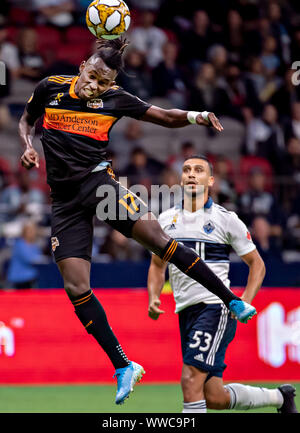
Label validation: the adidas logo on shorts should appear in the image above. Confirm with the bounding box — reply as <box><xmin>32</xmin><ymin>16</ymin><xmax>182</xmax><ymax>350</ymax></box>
<box><xmin>194</xmin><ymin>353</ymin><xmax>204</xmax><ymax>362</ymax></box>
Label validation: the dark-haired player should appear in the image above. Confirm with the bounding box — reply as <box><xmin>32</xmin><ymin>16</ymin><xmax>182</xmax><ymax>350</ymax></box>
<box><xmin>19</xmin><ymin>38</ymin><xmax>256</xmax><ymax>405</ymax></box>
<box><xmin>147</xmin><ymin>155</ymin><xmax>298</xmax><ymax>414</ymax></box>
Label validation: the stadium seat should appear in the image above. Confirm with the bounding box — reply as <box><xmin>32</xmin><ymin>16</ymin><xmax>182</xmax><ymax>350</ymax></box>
<box><xmin>0</xmin><ymin>157</ymin><xmax>12</xmax><ymax>176</ymax></box>
<box><xmin>162</xmin><ymin>28</ymin><xmax>178</xmax><ymax>44</ymax></box>
<box><xmin>56</xmin><ymin>43</ymin><xmax>91</xmax><ymax>65</ymax></box>
<box><xmin>5</xmin><ymin>26</ymin><xmax>18</xmax><ymax>44</ymax></box>
<box><xmin>0</xmin><ymin>158</ymin><xmax>13</xmax><ymax>192</ymax></box>
<box><xmin>235</xmin><ymin>155</ymin><xmax>274</xmax><ymax>193</ymax></box>
<box><xmin>66</xmin><ymin>26</ymin><xmax>95</xmax><ymax>45</ymax></box>
<box><xmin>207</xmin><ymin>153</ymin><xmax>235</xmax><ymax>179</ymax></box>
<box><xmin>8</xmin><ymin>7</ymin><xmax>33</xmax><ymax>26</ymax></box>
<box><xmin>36</xmin><ymin>26</ymin><xmax>62</xmax><ymax>52</ymax></box>
<box><xmin>17</xmin><ymin>159</ymin><xmax>49</xmax><ymax>194</ymax></box>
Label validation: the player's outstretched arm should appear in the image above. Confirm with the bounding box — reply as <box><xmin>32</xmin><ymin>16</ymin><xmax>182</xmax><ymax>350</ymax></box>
<box><xmin>147</xmin><ymin>254</ymin><xmax>168</xmax><ymax>320</ymax></box>
<box><xmin>240</xmin><ymin>249</ymin><xmax>266</xmax><ymax>304</ymax></box>
<box><xmin>19</xmin><ymin>109</ymin><xmax>40</xmax><ymax>169</ymax></box>
<box><xmin>140</xmin><ymin>105</ymin><xmax>224</xmax><ymax>131</ymax></box>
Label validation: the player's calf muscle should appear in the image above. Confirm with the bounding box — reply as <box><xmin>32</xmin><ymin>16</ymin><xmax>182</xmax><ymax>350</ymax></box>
<box><xmin>132</xmin><ymin>217</ymin><xmax>170</xmax><ymax>254</ymax></box>
<box><xmin>58</xmin><ymin>259</ymin><xmax>91</xmax><ymax>298</ymax></box>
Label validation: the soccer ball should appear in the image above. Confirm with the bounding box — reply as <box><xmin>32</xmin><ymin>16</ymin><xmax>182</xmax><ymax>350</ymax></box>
<box><xmin>86</xmin><ymin>0</ymin><xmax>131</xmax><ymax>40</ymax></box>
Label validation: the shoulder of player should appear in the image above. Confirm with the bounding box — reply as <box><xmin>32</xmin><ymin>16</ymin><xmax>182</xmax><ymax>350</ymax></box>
<box><xmin>46</xmin><ymin>75</ymin><xmax>74</xmax><ymax>87</ymax></box>
<box><xmin>105</xmin><ymin>84</ymin><xmax>123</xmax><ymax>95</ymax></box>
<box><xmin>212</xmin><ymin>202</ymin><xmax>232</xmax><ymax>215</ymax></box>
<box><xmin>105</xmin><ymin>86</ymin><xmax>141</xmax><ymax>100</ymax></box>
<box><xmin>211</xmin><ymin>203</ymin><xmax>242</xmax><ymax>227</ymax></box>
<box><xmin>211</xmin><ymin>203</ymin><xmax>234</xmax><ymax>223</ymax></box>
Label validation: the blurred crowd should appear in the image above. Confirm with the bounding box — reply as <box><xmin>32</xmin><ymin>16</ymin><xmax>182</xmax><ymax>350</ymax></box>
<box><xmin>0</xmin><ymin>0</ymin><xmax>300</xmax><ymax>287</ymax></box>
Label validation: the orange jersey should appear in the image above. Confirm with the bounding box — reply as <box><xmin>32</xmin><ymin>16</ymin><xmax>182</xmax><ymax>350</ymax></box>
<box><xmin>26</xmin><ymin>76</ymin><xmax>151</xmax><ymax>191</ymax></box>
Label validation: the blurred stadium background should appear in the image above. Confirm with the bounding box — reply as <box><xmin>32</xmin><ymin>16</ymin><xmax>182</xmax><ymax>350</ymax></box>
<box><xmin>0</xmin><ymin>0</ymin><xmax>300</xmax><ymax>413</ymax></box>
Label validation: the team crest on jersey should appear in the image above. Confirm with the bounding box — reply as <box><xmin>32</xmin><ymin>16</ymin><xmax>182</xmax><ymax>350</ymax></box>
<box><xmin>203</xmin><ymin>220</ymin><xmax>215</xmax><ymax>234</ymax></box>
<box><xmin>87</xmin><ymin>99</ymin><xmax>103</xmax><ymax>109</ymax></box>
<box><xmin>51</xmin><ymin>237</ymin><xmax>60</xmax><ymax>252</ymax></box>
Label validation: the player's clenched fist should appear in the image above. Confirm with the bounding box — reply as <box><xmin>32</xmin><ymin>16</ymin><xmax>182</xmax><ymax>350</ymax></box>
<box><xmin>148</xmin><ymin>299</ymin><xmax>165</xmax><ymax>320</ymax></box>
<box><xmin>21</xmin><ymin>148</ymin><xmax>39</xmax><ymax>169</ymax></box>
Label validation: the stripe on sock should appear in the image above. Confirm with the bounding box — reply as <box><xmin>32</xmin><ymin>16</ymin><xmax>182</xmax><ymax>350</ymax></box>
<box><xmin>224</xmin><ymin>384</ymin><xmax>237</xmax><ymax>409</ymax></box>
<box><xmin>72</xmin><ymin>290</ymin><xmax>93</xmax><ymax>307</ymax></box>
<box><xmin>183</xmin><ymin>400</ymin><xmax>207</xmax><ymax>413</ymax></box>
<box><xmin>84</xmin><ymin>320</ymin><xmax>93</xmax><ymax>329</ymax></box>
<box><xmin>162</xmin><ymin>240</ymin><xmax>175</xmax><ymax>261</ymax></box>
<box><xmin>162</xmin><ymin>240</ymin><xmax>178</xmax><ymax>262</ymax></box>
<box><xmin>165</xmin><ymin>242</ymin><xmax>177</xmax><ymax>261</ymax></box>
<box><xmin>184</xmin><ymin>256</ymin><xmax>200</xmax><ymax>273</ymax></box>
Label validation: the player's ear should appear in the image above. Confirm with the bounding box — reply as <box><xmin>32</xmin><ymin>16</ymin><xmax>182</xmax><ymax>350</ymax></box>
<box><xmin>208</xmin><ymin>176</ymin><xmax>214</xmax><ymax>187</ymax></box>
<box><xmin>79</xmin><ymin>61</ymin><xmax>86</xmax><ymax>75</ymax></box>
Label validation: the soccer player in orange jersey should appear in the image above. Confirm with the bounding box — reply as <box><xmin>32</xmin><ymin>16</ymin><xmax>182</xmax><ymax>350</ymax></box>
<box><xmin>19</xmin><ymin>38</ymin><xmax>256</xmax><ymax>405</ymax></box>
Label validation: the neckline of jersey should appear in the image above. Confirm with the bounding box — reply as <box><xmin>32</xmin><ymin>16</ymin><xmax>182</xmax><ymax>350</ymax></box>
<box><xmin>69</xmin><ymin>76</ymin><xmax>80</xmax><ymax>99</ymax></box>
<box><xmin>179</xmin><ymin>196</ymin><xmax>213</xmax><ymax>214</ymax></box>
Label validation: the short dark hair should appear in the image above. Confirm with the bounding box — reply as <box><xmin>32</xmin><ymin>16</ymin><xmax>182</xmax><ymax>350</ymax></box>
<box><xmin>131</xmin><ymin>146</ymin><xmax>146</xmax><ymax>156</ymax></box>
<box><xmin>91</xmin><ymin>37</ymin><xmax>129</xmax><ymax>72</ymax></box>
<box><xmin>183</xmin><ymin>154</ymin><xmax>214</xmax><ymax>175</ymax></box>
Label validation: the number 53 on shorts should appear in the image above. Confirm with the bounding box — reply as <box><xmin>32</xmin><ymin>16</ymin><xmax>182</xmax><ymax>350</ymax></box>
<box><xmin>189</xmin><ymin>331</ymin><xmax>212</xmax><ymax>351</ymax></box>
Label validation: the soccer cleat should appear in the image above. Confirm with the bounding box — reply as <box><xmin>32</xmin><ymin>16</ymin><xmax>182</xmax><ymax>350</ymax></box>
<box><xmin>277</xmin><ymin>384</ymin><xmax>299</xmax><ymax>413</ymax></box>
<box><xmin>229</xmin><ymin>300</ymin><xmax>257</xmax><ymax>323</ymax></box>
<box><xmin>113</xmin><ymin>361</ymin><xmax>145</xmax><ymax>405</ymax></box>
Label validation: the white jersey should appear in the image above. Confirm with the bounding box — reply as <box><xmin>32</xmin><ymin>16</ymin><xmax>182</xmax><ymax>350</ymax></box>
<box><xmin>158</xmin><ymin>198</ymin><xmax>256</xmax><ymax>313</ymax></box>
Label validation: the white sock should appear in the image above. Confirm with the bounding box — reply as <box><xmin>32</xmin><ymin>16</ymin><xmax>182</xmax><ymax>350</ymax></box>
<box><xmin>182</xmin><ymin>400</ymin><xmax>207</xmax><ymax>413</ymax></box>
<box><xmin>225</xmin><ymin>383</ymin><xmax>284</xmax><ymax>410</ymax></box>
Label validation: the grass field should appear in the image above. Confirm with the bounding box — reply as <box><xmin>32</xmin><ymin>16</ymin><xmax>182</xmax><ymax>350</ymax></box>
<box><xmin>0</xmin><ymin>383</ymin><xmax>299</xmax><ymax>413</ymax></box>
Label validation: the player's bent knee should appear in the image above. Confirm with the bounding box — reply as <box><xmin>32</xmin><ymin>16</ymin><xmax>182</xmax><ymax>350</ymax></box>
<box><xmin>64</xmin><ymin>280</ymin><xmax>90</xmax><ymax>298</ymax></box>
<box><xmin>181</xmin><ymin>366</ymin><xmax>206</xmax><ymax>400</ymax></box>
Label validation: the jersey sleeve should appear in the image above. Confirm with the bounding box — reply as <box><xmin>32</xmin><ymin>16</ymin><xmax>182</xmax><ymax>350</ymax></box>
<box><xmin>226</xmin><ymin>212</ymin><xmax>256</xmax><ymax>257</ymax></box>
<box><xmin>26</xmin><ymin>77</ymin><xmax>49</xmax><ymax>121</ymax></box>
<box><xmin>113</xmin><ymin>89</ymin><xmax>151</xmax><ymax>119</ymax></box>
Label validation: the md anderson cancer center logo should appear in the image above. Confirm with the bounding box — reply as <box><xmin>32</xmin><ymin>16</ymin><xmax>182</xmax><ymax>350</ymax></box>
<box><xmin>43</xmin><ymin>108</ymin><xmax>116</xmax><ymax>140</ymax></box>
